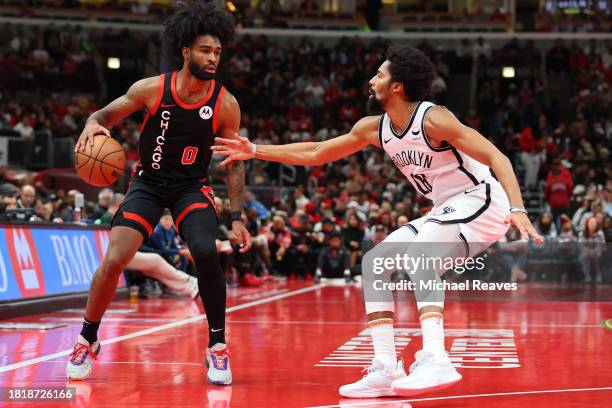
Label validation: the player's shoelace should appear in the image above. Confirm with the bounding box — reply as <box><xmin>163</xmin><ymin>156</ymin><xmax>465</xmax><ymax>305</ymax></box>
<box><xmin>209</xmin><ymin>349</ymin><xmax>230</xmax><ymax>370</ymax></box>
<box><xmin>361</xmin><ymin>364</ymin><xmax>382</xmax><ymax>379</ymax></box>
<box><xmin>409</xmin><ymin>358</ymin><xmax>427</xmax><ymax>373</ymax></box>
<box><xmin>70</xmin><ymin>343</ymin><xmax>97</xmax><ymax>365</ymax></box>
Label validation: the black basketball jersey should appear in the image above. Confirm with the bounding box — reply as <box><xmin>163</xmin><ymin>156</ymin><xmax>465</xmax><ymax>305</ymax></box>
<box><xmin>136</xmin><ymin>71</ymin><xmax>225</xmax><ymax>181</ymax></box>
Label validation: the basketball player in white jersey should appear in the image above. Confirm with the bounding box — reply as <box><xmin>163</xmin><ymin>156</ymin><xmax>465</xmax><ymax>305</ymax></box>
<box><xmin>211</xmin><ymin>45</ymin><xmax>542</xmax><ymax>397</ymax></box>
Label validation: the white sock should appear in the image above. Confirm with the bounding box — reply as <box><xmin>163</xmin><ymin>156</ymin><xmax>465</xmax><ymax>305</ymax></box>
<box><xmin>369</xmin><ymin>319</ymin><xmax>397</xmax><ymax>369</ymax></box>
<box><xmin>420</xmin><ymin>311</ymin><xmax>446</xmax><ymax>360</ymax></box>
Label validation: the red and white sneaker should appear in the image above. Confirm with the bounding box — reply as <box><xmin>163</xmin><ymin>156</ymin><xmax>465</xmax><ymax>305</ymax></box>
<box><xmin>205</xmin><ymin>343</ymin><xmax>232</xmax><ymax>385</ymax></box>
<box><xmin>66</xmin><ymin>335</ymin><xmax>100</xmax><ymax>380</ymax></box>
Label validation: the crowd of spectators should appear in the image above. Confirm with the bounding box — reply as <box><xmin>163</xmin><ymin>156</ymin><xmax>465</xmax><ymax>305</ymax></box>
<box><xmin>1</xmin><ymin>32</ymin><xmax>610</xmax><ymax>286</ymax></box>
<box><xmin>534</xmin><ymin>8</ymin><xmax>611</xmax><ymax>33</ymax></box>
<box><xmin>3</xmin><ymin>1</ymin><xmax>611</xmax><ymax>32</ymax></box>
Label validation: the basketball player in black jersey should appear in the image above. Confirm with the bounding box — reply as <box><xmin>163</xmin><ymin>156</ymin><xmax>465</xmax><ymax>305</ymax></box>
<box><xmin>67</xmin><ymin>2</ymin><xmax>250</xmax><ymax>385</ymax></box>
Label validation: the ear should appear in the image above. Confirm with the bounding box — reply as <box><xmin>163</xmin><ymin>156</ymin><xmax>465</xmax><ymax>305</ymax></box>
<box><xmin>182</xmin><ymin>46</ymin><xmax>190</xmax><ymax>61</ymax></box>
<box><xmin>391</xmin><ymin>82</ymin><xmax>404</xmax><ymax>95</ymax></box>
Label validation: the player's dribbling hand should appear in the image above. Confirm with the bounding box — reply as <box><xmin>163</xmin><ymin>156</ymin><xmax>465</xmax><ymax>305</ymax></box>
<box><xmin>211</xmin><ymin>134</ymin><xmax>254</xmax><ymax>166</ymax></box>
<box><xmin>75</xmin><ymin>122</ymin><xmax>111</xmax><ymax>152</ymax></box>
<box><xmin>232</xmin><ymin>221</ymin><xmax>252</xmax><ymax>253</ymax></box>
<box><xmin>504</xmin><ymin>212</ymin><xmax>543</xmax><ymax>244</ymax></box>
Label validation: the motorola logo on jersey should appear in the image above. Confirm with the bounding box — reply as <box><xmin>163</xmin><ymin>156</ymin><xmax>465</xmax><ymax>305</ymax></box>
<box><xmin>199</xmin><ymin>105</ymin><xmax>213</xmax><ymax>120</ymax></box>
<box><xmin>390</xmin><ymin>149</ymin><xmax>433</xmax><ymax>170</ymax></box>
<box><xmin>153</xmin><ymin>110</ymin><xmax>172</xmax><ymax>170</ymax></box>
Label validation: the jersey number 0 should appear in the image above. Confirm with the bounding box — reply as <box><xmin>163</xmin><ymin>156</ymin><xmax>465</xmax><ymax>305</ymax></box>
<box><xmin>181</xmin><ymin>146</ymin><xmax>198</xmax><ymax>165</ymax></box>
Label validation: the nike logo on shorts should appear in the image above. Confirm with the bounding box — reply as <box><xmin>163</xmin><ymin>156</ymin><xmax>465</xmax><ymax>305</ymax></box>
<box><xmin>464</xmin><ymin>186</ymin><xmax>480</xmax><ymax>194</ymax></box>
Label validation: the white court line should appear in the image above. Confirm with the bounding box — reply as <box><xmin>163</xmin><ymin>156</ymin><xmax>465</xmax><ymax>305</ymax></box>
<box><xmin>41</xmin><ymin>361</ymin><xmax>203</xmax><ymax>366</ymax></box>
<box><xmin>307</xmin><ymin>386</ymin><xmax>612</xmax><ymax>408</ymax></box>
<box><xmin>42</xmin><ymin>317</ymin><xmax>178</xmax><ymax>323</ymax></box>
<box><xmin>238</xmin><ymin>320</ymin><xmax>606</xmax><ymax>328</ymax></box>
<box><xmin>0</xmin><ymin>284</ymin><xmax>322</xmax><ymax>374</ymax></box>
<box><xmin>224</xmin><ymin>320</ymin><xmax>605</xmax><ymax>328</ymax></box>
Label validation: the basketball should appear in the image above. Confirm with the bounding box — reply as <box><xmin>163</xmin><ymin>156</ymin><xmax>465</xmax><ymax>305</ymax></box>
<box><xmin>75</xmin><ymin>134</ymin><xmax>126</xmax><ymax>186</ymax></box>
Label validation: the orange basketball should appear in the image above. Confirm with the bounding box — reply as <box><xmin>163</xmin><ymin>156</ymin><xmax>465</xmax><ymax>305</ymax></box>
<box><xmin>75</xmin><ymin>134</ymin><xmax>126</xmax><ymax>186</ymax></box>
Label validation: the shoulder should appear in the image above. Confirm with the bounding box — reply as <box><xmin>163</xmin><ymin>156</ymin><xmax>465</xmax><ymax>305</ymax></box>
<box><xmin>351</xmin><ymin>115</ymin><xmax>382</xmax><ymax>138</ymax></box>
<box><xmin>423</xmin><ymin>105</ymin><xmax>456</xmax><ymax>128</ymax></box>
<box><xmin>127</xmin><ymin>75</ymin><xmax>162</xmax><ymax>99</ymax></box>
<box><xmin>423</xmin><ymin>105</ymin><xmax>464</xmax><ymax>139</ymax></box>
<box><xmin>218</xmin><ymin>88</ymin><xmax>239</xmax><ymax>113</ymax></box>
<box><xmin>126</xmin><ymin>75</ymin><xmax>164</xmax><ymax>111</ymax></box>
<box><xmin>216</xmin><ymin>88</ymin><xmax>240</xmax><ymax>130</ymax></box>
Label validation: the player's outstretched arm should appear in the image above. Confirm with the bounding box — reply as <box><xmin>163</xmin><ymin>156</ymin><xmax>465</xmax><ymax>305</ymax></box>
<box><xmin>425</xmin><ymin>106</ymin><xmax>543</xmax><ymax>243</ymax></box>
<box><xmin>211</xmin><ymin>115</ymin><xmax>380</xmax><ymax>166</ymax></box>
<box><xmin>75</xmin><ymin>76</ymin><xmax>159</xmax><ymax>152</ymax></box>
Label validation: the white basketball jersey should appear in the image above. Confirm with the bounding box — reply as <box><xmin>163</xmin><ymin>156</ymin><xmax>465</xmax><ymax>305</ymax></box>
<box><xmin>379</xmin><ymin>101</ymin><xmax>492</xmax><ymax>204</ymax></box>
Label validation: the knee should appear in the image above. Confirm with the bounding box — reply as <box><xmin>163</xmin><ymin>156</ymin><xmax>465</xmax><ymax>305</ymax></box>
<box><xmin>101</xmin><ymin>255</ymin><xmax>129</xmax><ymax>277</ymax></box>
<box><xmin>190</xmin><ymin>240</ymin><xmax>218</xmax><ymax>264</ymax></box>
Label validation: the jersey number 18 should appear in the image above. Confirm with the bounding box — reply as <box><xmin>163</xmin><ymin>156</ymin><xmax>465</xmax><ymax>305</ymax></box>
<box><xmin>410</xmin><ymin>173</ymin><xmax>433</xmax><ymax>195</ymax></box>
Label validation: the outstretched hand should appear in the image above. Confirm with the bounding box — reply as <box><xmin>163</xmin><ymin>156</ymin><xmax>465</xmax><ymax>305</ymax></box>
<box><xmin>504</xmin><ymin>212</ymin><xmax>543</xmax><ymax>243</ymax></box>
<box><xmin>211</xmin><ymin>134</ymin><xmax>255</xmax><ymax>166</ymax></box>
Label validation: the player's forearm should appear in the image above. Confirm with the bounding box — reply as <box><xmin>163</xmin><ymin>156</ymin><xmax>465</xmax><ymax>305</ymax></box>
<box><xmin>86</xmin><ymin>110</ymin><xmax>114</xmax><ymax>129</ymax></box>
<box><xmin>490</xmin><ymin>154</ymin><xmax>525</xmax><ymax>208</ymax></box>
<box><xmin>255</xmin><ymin>142</ymin><xmax>320</xmax><ymax>166</ymax></box>
<box><xmin>226</xmin><ymin>160</ymin><xmax>245</xmax><ymax>213</ymax></box>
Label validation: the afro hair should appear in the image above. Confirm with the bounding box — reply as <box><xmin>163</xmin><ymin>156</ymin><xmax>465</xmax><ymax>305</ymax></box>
<box><xmin>162</xmin><ymin>0</ymin><xmax>236</xmax><ymax>68</ymax></box>
<box><xmin>386</xmin><ymin>45</ymin><xmax>435</xmax><ymax>102</ymax></box>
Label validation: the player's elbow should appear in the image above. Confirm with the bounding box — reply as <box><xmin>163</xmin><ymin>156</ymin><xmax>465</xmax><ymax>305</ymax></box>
<box><xmin>490</xmin><ymin>151</ymin><xmax>512</xmax><ymax>170</ymax></box>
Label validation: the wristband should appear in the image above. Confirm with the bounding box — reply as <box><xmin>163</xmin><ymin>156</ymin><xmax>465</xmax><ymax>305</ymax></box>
<box><xmin>231</xmin><ymin>211</ymin><xmax>243</xmax><ymax>222</ymax></box>
<box><xmin>251</xmin><ymin>143</ymin><xmax>257</xmax><ymax>156</ymax></box>
<box><xmin>509</xmin><ymin>207</ymin><xmax>528</xmax><ymax>215</ymax></box>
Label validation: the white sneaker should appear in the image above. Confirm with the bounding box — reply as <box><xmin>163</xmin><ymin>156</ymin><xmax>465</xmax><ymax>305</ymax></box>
<box><xmin>391</xmin><ymin>350</ymin><xmax>461</xmax><ymax>396</ymax></box>
<box><xmin>205</xmin><ymin>343</ymin><xmax>232</xmax><ymax>385</ymax></box>
<box><xmin>66</xmin><ymin>335</ymin><xmax>101</xmax><ymax>380</ymax></box>
<box><xmin>185</xmin><ymin>276</ymin><xmax>199</xmax><ymax>299</ymax></box>
<box><xmin>339</xmin><ymin>358</ymin><xmax>406</xmax><ymax>398</ymax></box>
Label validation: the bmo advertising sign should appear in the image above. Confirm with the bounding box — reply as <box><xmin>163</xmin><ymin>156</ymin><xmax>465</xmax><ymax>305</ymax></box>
<box><xmin>0</xmin><ymin>226</ymin><xmax>123</xmax><ymax>302</ymax></box>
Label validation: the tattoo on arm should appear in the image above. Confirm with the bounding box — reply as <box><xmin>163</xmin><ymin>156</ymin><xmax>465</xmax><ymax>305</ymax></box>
<box><xmin>226</xmin><ymin>160</ymin><xmax>245</xmax><ymax>213</ymax></box>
